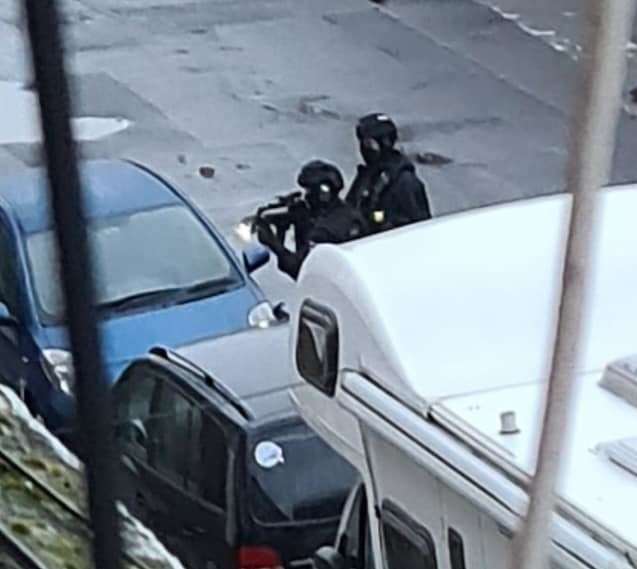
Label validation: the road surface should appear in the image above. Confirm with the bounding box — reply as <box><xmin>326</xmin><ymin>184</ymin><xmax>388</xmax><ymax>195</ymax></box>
<box><xmin>1</xmin><ymin>0</ymin><xmax>636</xmax><ymax>301</ymax></box>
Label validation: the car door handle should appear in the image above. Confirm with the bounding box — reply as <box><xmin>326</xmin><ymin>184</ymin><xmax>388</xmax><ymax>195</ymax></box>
<box><xmin>182</xmin><ymin>526</ymin><xmax>207</xmax><ymax>537</ymax></box>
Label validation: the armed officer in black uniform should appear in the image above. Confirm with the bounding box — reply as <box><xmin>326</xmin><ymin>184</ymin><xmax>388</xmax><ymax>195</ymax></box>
<box><xmin>257</xmin><ymin>160</ymin><xmax>364</xmax><ymax>280</ymax></box>
<box><xmin>347</xmin><ymin>113</ymin><xmax>432</xmax><ymax>233</ymax></box>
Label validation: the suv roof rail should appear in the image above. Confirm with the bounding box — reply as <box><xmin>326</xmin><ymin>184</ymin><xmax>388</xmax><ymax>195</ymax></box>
<box><xmin>149</xmin><ymin>346</ymin><xmax>253</xmax><ymax>421</ymax></box>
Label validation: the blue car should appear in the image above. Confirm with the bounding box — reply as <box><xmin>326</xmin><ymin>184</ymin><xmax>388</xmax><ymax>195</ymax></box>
<box><xmin>0</xmin><ymin>159</ymin><xmax>272</xmax><ymax>433</ymax></box>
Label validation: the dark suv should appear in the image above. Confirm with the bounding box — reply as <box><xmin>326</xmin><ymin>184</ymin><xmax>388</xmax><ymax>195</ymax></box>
<box><xmin>113</xmin><ymin>322</ymin><xmax>356</xmax><ymax>569</ymax></box>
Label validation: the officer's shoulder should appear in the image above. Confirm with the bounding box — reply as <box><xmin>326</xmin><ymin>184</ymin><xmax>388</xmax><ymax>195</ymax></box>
<box><xmin>384</xmin><ymin>152</ymin><xmax>414</xmax><ymax>172</ymax></box>
<box><xmin>397</xmin><ymin>152</ymin><xmax>416</xmax><ymax>170</ymax></box>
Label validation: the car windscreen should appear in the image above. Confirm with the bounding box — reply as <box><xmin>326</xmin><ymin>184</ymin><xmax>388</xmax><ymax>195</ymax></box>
<box><xmin>26</xmin><ymin>205</ymin><xmax>241</xmax><ymax>323</ymax></box>
<box><xmin>248</xmin><ymin>419</ymin><xmax>357</xmax><ymax>526</ymax></box>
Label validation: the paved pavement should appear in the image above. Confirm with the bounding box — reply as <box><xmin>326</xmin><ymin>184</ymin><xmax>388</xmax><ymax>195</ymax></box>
<box><xmin>1</xmin><ymin>0</ymin><xmax>637</xmax><ymax>302</ymax></box>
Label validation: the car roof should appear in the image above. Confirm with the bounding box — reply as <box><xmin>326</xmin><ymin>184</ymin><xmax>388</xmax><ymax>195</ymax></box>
<box><xmin>0</xmin><ymin>160</ymin><xmax>182</xmax><ymax>234</ymax></box>
<box><xmin>175</xmin><ymin>323</ymin><xmax>296</xmax><ymax>422</ymax></box>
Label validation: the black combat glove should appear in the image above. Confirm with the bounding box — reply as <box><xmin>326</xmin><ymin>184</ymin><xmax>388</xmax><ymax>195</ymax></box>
<box><xmin>255</xmin><ymin>220</ymin><xmax>281</xmax><ymax>251</ymax></box>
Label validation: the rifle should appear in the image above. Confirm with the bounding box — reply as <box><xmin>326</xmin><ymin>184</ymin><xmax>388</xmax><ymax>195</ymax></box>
<box><xmin>253</xmin><ymin>191</ymin><xmax>311</xmax><ymax>250</ymax></box>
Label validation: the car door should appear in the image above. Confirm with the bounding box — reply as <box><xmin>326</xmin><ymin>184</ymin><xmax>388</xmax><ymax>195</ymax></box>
<box><xmin>0</xmin><ymin>220</ymin><xmax>29</xmax><ymax>398</ymax></box>
<box><xmin>113</xmin><ymin>363</ymin><xmax>160</xmax><ymax>525</ymax></box>
<box><xmin>176</xmin><ymin>403</ymin><xmax>238</xmax><ymax>569</ymax></box>
<box><xmin>115</xmin><ymin>362</ymin><xmax>238</xmax><ymax>569</ymax></box>
<box><xmin>146</xmin><ymin>380</ymin><xmax>235</xmax><ymax>569</ymax></box>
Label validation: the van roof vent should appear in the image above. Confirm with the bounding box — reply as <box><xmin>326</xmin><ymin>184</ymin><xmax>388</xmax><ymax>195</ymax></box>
<box><xmin>597</xmin><ymin>437</ymin><xmax>637</xmax><ymax>478</ymax></box>
<box><xmin>599</xmin><ymin>355</ymin><xmax>637</xmax><ymax>408</ymax></box>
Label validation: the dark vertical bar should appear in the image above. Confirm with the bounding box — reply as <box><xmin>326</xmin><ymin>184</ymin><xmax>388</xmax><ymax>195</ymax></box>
<box><xmin>21</xmin><ymin>3</ymin><xmax>122</xmax><ymax>569</ymax></box>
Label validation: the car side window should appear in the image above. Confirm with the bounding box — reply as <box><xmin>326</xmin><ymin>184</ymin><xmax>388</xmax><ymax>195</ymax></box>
<box><xmin>381</xmin><ymin>501</ymin><xmax>437</xmax><ymax>569</ymax></box>
<box><xmin>148</xmin><ymin>380</ymin><xmax>228</xmax><ymax>511</ymax></box>
<box><xmin>114</xmin><ymin>368</ymin><xmax>158</xmax><ymax>462</ymax></box>
<box><xmin>0</xmin><ymin>224</ymin><xmax>19</xmax><ymax>315</ymax></box>
<box><xmin>189</xmin><ymin>410</ymin><xmax>228</xmax><ymax>510</ymax></box>
<box><xmin>152</xmin><ymin>382</ymin><xmax>195</xmax><ymax>486</ymax></box>
<box><xmin>339</xmin><ymin>484</ymin><xmax>372</xmax><ymax>569</ymax></box>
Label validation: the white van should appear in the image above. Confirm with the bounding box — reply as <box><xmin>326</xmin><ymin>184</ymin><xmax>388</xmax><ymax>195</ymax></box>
<box><xmin>288</xmin><ymin>187</ymin><xmax>637</xmax><ymax>569</ymax></box>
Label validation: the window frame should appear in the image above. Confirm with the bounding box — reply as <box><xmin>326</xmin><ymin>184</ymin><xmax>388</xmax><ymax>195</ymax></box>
<box><xmin>380</xmin><ymin>500</ymin><xmax>438</xmax><ymax>569</ymax></box>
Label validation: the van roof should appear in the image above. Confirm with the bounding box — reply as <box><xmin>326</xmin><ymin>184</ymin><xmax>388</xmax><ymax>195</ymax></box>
<box><xmin>297</xmin><ymin>185</ymin><xmax>637</xmax><ymax>556</ymax></box>
<box><xmin>432</xmin><ymin>366</ymin><xmax>637</xmax><ymax>555</ymax></box>
<box><xmin>300</xmin><ymin>185</ymin><xmax>637</xmax><ymax>407</ymax></box>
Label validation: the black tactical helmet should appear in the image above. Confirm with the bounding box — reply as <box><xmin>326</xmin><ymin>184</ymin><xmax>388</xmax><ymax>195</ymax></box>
<box><xmin>297</xmin><ymin>160</ymin><xmax>344</xmax><ymax>194</ymax></box>
<box><xmin>355</xmin><ymin>113</ymin><xmax>398</xmax><ymax>147</ymax></box>
<box><xmin>297</xmin><ymin>160</ymin><xmax>344</xmax><ymax>211</ymax></box>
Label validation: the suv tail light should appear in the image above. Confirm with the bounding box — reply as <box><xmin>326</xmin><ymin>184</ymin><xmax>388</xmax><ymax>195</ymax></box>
<box><xmin>237</xmin><ymin>545</ymin><xmax>283</xmax><ymax>569</ymax></box>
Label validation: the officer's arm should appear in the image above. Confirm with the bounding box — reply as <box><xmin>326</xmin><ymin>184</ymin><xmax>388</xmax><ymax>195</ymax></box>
<box><xmin>262</xmin><ymin>232</ymin><xmax>305</xmax><ymax>280</ymax></box>
<box><xmin>275</xmin><ymin>249</ymin><xmax>304</xmax><ymax>280</ymax></box>
<box><xmin>278</xmin><ymin>226</ymin><xmax>332</xmax><ymax>279</ymax></box>
<box><xmin>271</xmin><ymin>234</ymin><xmax>309</xmax><ymax>280</ymax></box>
<box><xmin>307</xmin><ymin>226</ymin><xmax>332</xmax><ymax>243</ymax></box>
<box><xmin>345</xmin><ymin>166</ymin><xmax>366</xmax><ymax>207</ymax></box>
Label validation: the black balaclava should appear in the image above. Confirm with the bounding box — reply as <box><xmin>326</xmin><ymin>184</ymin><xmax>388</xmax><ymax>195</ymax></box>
<box><xmin>360</xmin><ymin>137</ymin><xmax>383</xmax><ymax>165</ymax></box>
<box><xmin>356</xmin><ymin>113</ymin><xmax>398</xmax><ymax>165</ymax></box>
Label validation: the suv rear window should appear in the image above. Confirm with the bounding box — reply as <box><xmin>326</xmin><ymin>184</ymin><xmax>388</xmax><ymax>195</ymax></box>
<box><xmin>247</xmin><ymin>419</ymin><xmax>356</xmax><ymax>525</ymax></box>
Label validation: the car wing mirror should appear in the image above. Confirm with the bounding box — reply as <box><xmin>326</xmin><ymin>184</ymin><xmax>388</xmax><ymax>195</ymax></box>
<box><xmin>0</xmin><ymin>302</ymin><xmax>17</xmax><ymax>327</ymax></box>
<box><xmin>273</xmin><ymin>301</ymin><xmax>289</xmax><ymax>322</ymax></box>
<box><xmin>243</xmin><ymin>243</ymin><xmax>270</xmax><ymax>273</ymax></box>
<box><xmin>313</xmin><ymin>546</ymin><xmax>346</xmax><ymax>569</ymax></box>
